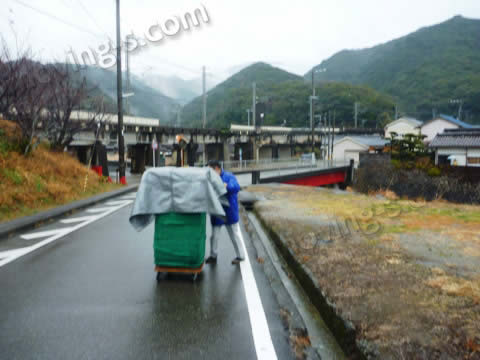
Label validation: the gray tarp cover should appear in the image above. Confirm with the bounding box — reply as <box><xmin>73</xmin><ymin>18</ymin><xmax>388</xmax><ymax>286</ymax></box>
<box><xmin>129</xmin><ymin>167</ymin><xmax>227</xmax><ymax>232</ymax></box>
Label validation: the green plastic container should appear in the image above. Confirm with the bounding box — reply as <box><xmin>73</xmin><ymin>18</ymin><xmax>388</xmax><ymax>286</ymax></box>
<box><xmin>154</xmin><ymin>212</ymin><xmax>206</xmax><ymax>269</ymax></box>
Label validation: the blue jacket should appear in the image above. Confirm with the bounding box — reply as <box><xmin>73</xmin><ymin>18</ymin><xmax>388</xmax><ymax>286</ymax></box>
<box><xmin>211</xmin><ymin>170</ymin><xmax>240</xmax><ymax>226</ymax></box>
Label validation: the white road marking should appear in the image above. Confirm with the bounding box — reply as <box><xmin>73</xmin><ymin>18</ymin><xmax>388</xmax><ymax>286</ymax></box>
<box><xmin>119</xmin><ymin>193</ymin><xmax>137</xmax><ymax>200</ymax></box>
<box><xmin>105</xmin><ymin>200</ymin><xmax>131</xmax><ymax>206</ymax></box>
<box><xmin>0</xmin><ymin>199</ymin><xmax>133</xmax><ymax>268</ymax></box>
<box><xmin>238</xmin><ymin>228</ymin><xmax>278</xmax><ymax>360</ymax></box>
<box><xmin>0</xmin><ymin>247</ymin><xmax>31</xmax><ymax>260</ymax></box>
<box><xmin>60</xmin><ymin>216</ymin><xmax>97</xmax><ymax>224</ymax></box>
<box><xmin>86</xmin><ymin>207</ymin><xmax>114</xmax><ymax>213</ymax></box>
<box><xmin>21</xmin><ymin>228</ymin><xmax>71</xmax><ymax>240</ymax></box>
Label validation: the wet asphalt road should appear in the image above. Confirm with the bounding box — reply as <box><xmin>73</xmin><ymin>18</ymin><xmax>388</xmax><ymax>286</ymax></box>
<box><xmin>0</xmin><ymin>194</ymin><xmax>293</xmax><ymax>360</ymax></box>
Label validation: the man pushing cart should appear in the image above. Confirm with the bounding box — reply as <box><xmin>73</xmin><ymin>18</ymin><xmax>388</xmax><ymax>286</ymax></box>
<box><xmin>129</xmin><ymin>166</ymin><xmax>228</xmax><ymax>281</ymax></box>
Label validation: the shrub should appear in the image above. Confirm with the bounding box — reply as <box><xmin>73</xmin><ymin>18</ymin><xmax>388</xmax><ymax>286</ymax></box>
<box><xmin>427</xmin><ymin>167</ymin><xmax>441</xmax><ymax>177</ymax></box>
<box><xmin>415</xmin><ymin>157</ymin><xmax>432</xmax><ymax>170</ymax></box>
<box><xmin>391</xmin><ymin>159</ymin><xmax>402</xmax><ymax>169</ymax></box>
<box><xmin>354</xmin><ymin>163</ymin><xmax>480</xmax><ymax>205</ymax></box>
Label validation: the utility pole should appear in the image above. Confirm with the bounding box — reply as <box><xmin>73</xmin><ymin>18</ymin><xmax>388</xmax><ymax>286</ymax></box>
<box><xmin>202</xmin><ymin>66</ymin><xmax>206</xmax><ymax>128</ymax></box>
<box><xmin>311</xmin><ymin>70</ymin><xmax>315</xmax><ymax>153</ymax></box>
<box><xmin>329</xmin><ymin>111</ymin><xmax>332</xmax><ymax>160</ymax></box>
<box><xmin>312</xmin><ymin>70</ymin><xmax>316</xmax><ymax>97</ymax></box>
<box><xmin>394</xmin><ymin>105</ymin><xmax>398</xmax><ymax>120</ymax></box>
<box><xmin>252</xmin><ymin>82</ymin><xmax>256</xmax><ymax>127</ymax></box>
<box><xmin>202</xmin><ymin>66</ymin><xmax>206</xmax><ymax>165</ymax></box>
<box><xmin>354</xmin><ymin>102</ymin><xmax>359</xmax><ymax>128</ymax></box>
<box><xmin>246</xmin><ymin>109</ymin><xmax>250</xmax><ymax>126</ymax></box>
<box><xmin>324</xmin><ymin>112</ymin><xmax>328</xmax><ymax>159</ymax></box>
<box><xmin>326</xmin><ymin>112</ymin><xmax>329</xmax><ymax>160</ymax></box>
<box><xmin>125</xmin><ymin>38</ymin><xmax>130</xmax><ymax>115</ymax></box>
<box><xmin>458</xmin><ymin>101</ymin><xmax>463</xmax><ymax>121</ymax></box>
<box><xmin>115</xmin><ymin>0</ymin><xmax>126</xmax><ymax>184</ymax></box>
<box><xmin>177</xmin><ymin>105</ymin><xmax>182</xmax><ymax>126</ymax></box>
<box><xmin>310</xmin><ymin>71</ymin><xmax>319</xmax><ymax>154</ymax></box>
<box><xmin>332</xmin><ymin>109</ymin><xmax>336</xmax><ymax>160</ymax></box>
<box><xmin>449</xmin><ymin>99</ymin><xmax>464</xmax><ymax>121</ymax></box>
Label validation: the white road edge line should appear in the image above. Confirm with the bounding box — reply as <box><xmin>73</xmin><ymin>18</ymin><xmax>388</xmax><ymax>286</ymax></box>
<box><xmin>105</xmin><ymin>201</ymin><xmax>131</xmax><ymax>206</ymax></box>
<box><xmin>0</xmin><ymin>200</ymin><xmax>133</xmax><ymax>268</ymax></box>
<box><xmin>238</xmin><ymin>228</ymin><xmax>278</xmax><ymax>360</ymax></box>
<box><xmin>86</xmin><ymin>207</ymin><xmax>114</xmax><ymax>213</ymax></box>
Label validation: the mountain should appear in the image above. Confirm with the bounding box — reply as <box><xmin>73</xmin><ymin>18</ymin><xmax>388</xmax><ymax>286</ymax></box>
<box><xmin>69</xmin><ymin>65</ymin><xmax>179</xmax><ymax>123</ymax></box>
<box><xmin>306</xmin><ymin>16</ymin><xmax>480</xmax><ymax>124</ymax></box>
<box><xmin>137</xmin><ymin>64</ymin><xmax>253</xmax><ymax>105</ymax></box>
<box><xmin>182</xmin><ymin>62</ymin><xmax>395</xmax><ymax>129</ymax></box>
<box><xmin>181</xmin><ymin>62</ymin><xmax>302</xmax><ymax>128</ymax></box>
<box><xmin>140</xmin><ymin>74</ymin><xmax>201</xmax><ymax>105</ymax></box>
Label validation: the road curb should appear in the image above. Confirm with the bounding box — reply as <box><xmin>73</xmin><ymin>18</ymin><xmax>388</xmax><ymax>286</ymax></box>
<box><xmin>0</xmin><ymin>184</ymin><xmax>138</xmax><ymax>240</ymax></box>
<box><xmin>245</xmin><ymin>211</ymin><xmax>345</xmax><ymax>360</ymax></box>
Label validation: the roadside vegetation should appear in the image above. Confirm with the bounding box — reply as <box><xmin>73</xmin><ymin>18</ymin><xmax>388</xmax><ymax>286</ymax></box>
<box><xmin>355</xmin><ymin>134</ymin><xmax>480</xmax><ymax>204</ymax></box>
<box><xmin>0</xmin><ymin>119</ymin><xmax>120</xmax><ymax>222</ymax></box>
<box><xmin>0</xmin><ymin>41</ymin><xmax>122</xmax><ymax>223</ymax></box>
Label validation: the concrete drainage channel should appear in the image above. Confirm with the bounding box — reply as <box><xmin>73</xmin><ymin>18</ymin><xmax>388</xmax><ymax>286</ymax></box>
<box><xmin>244</xmin><ymin>210</ymin><xmax>346</xmax><ymax>360</ymax></box>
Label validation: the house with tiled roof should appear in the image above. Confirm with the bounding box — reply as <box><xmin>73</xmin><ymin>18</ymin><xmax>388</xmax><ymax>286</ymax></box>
<box><xmin>429</xmin><ymin>128</ymin><xmax>480</xmax><ymax>167</ymax></box>
<box><xmin>333</xmin><ymin>135</ymin><xmax>389</xmax><ymax>166</ymax></box>
<box><xmin>421</xmin><ymin>114</ymin><xmax>480</xmax><ymax>143</ymax></box>
<box><xmin>384</xmin><ymin>117</ymin><xmax>422</xmax><ymax>139</ymax></box>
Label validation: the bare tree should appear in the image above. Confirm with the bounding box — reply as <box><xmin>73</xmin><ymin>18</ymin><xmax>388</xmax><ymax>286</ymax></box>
<box><xmin>0</xmin><ymin>40</ymin><xmax>32</xmax><ymax>118</ymax></box>
<box><xmin>0</xmin><ymin>39</ymin><xmax>52</xmax><ymax>154</ymax></box>
<box><xmin>1</xmin><ymin>40</ymin><xmax>108</xmax><ymax>153</ymax></box>
<box><xmin>44</xmin><ymin>64</ymin><xmax>108</xmax><ymax>150</ymax></box>
<box><xmin>44</xmin><ymin>64</ymin><xmax>86</xmax><ymax>150</ymax></box>
<box><xmin>10</xmin><ymin>60</ymin><xmax>51</xmax><ymax>154</ymax></box>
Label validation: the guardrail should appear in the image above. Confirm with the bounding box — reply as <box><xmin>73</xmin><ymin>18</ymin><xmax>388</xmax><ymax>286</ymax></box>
<box><xmin>195</xmin><ymin>158</ymin><xmax>350</xmax><ymax>172</ymax></box>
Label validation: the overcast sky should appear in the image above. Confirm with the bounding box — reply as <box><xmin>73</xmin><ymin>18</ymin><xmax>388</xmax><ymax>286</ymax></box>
<box><xmin>2</xmin><ymin>0</ymin><xmax>480</xmax><ymax>82</ymax></box>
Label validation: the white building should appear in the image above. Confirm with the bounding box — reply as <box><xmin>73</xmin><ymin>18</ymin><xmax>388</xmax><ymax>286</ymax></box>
<box><xmin>421</xmin><ymin>114</ymin><xmax>479</xmax><ymax>143</ymax></box>
<box><xmin>430</xmin><ymin>129</ymin><xmax>480</xmax><ymax>167</ymax></box>
<box><xmin>333</xmin><ymin>136</ymin><xmax>388</xmax><ymax>166</ymax></box>
<box><xmin>384</xmin><ymin>117</ymin><xmax>422</xmax><ymax>139</ymax></box>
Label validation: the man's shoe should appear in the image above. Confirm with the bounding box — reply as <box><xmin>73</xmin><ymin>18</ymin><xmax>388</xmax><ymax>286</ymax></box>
<box><xmin>205</xmin><ymin>256</ymin><xmax>217</xmax><ymax>264</ymax></box>
<box><xmin>231</xmin><ymin>257</ymin><xmax>244</xmax><ymax>265</ymax></box>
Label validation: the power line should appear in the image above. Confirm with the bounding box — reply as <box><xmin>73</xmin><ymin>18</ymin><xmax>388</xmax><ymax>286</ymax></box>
<box><xmin>75</xmin><ymin>0</ymin><xmax>111</xmax><ymax>40</ymax></box>
<box><xmin>13</xmin><ymin>0</ymin><xmax>106</xmax><ymax>40</ymax></box>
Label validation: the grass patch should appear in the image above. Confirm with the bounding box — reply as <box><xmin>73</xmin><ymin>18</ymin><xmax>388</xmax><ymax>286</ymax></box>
<box><xmin>383</xmin><ymin>224</ymin><xmax>407</xmax><ymax>234</ymax></box>
<box><xmin>1</xmin><ymin>168</ymin><xmax>23</xmax><ymax>185</ymax></box>
<box><xmin>35</xmin><ymin>176</ymin><xmax>45</xmax><ymax>192</ymax></box>
<box><xmin>423</xmin><ymin>206</ymin><xmax>480</xmax><ymax>223</ymax></box>
<box><xmin>0</xmin><ymin>119</ymin><xmax>121</xmax><ymax>222</ymax></box>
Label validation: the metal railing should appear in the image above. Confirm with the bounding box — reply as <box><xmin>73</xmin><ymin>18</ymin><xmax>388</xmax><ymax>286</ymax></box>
<box><xmin>195</xmin><ymin>158</ymin><xmax>350</xmax><ymax>172</ymax></box>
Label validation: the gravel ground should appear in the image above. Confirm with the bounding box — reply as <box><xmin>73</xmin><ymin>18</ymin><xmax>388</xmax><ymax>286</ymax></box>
<box><xmin>249</xmin><ymin>184</ymin><xmax>480</xmax><ymax>359</ymax></box>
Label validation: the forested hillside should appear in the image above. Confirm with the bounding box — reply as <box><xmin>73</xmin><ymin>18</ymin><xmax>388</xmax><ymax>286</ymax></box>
<box><xmin>306</xmin><ymin>16</ymin><xmax>480</xmax><ymax>123</ymax></box>
<box><xmin>182</xmin><ymin>62</ymin><xmax>395</xmax><ymax>128</ymax></box>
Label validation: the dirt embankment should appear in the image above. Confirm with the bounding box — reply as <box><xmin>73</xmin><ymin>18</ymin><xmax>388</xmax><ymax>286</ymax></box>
<box><xmin>249</xmin><ymin>184</ymin><xmax>480</xmax><ymax>359</ymax></box>
<box><xmin>0</xmin><ymin>119</ymin><xmax>121</xmax><ymax>222</ymax></box>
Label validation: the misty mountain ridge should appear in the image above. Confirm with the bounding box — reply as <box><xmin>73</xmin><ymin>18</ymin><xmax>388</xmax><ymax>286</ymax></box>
<box><xmin>138</xmin><ymin>63</ymin><xmax>256</xmax><ymax>105</ymax></box>
<box><xmin>67</xmin><ymin>65</ymin><xmax>178</xmax><ymax>123</ymax></box>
